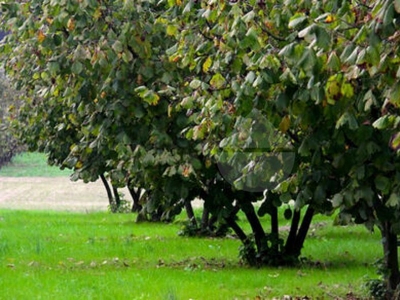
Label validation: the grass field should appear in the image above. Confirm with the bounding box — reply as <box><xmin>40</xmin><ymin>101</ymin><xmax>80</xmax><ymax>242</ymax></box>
<box><xmin>0</xmin><ymin>153</ymin><xmax>382</xmax><ymax>299</ymax></box>
<box><xmin>0</xmin><ymin>210</ymin><xmax>381</xmax><ymax>299</ymax></box>
<box><xmin>0</xmin><ymin>152</ymin><xmax>70</xmax><ymax>177</ymax></box>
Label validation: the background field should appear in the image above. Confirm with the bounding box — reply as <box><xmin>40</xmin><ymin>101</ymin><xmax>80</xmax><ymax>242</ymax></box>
<box><xmin>0</xmin><ymin>153</ymin><xmax>381</xmax><ymax>299</ymax></box>
<box><xmin>0</xmin><ymin>152</ymin><xmax>129</xmax><ymax>212</ymax></box>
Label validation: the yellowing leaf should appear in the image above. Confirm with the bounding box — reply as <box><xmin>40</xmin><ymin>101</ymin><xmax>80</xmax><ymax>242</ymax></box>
<box><xmin>135</xmin><ymin>86</ymin><xmax>160</xmax><ymax>106</ymax></box>
<box><xmin>168</xmin><ymin>104</ymin><xmax>172</xmax><ymax>117</ymax></box>
<box><xmin>279</xmin><ymin>115</ymin><xmax>291</xmax><ymax>133</ymax></box>
<box><xmin>37</xmin><ymin>30</ymin><xmax>46</xmax><ymax>43</ymax></box>
<box><xmin>182</xmin><ymin>165</ymin><xmax>191</xmax><ymax>177</ymax></box>
<box><xmin>210</xmin><ymin>73</ymin><xmax>226</xmax><ymax>89</ymax></box>
<box><xmin>67</xmin><ymin>18</ymin><xmax>75</xmax><ymax>31</ymax></box>
<box><xmin>325</xmin><ymin>14</ymin><xmax>335</xmax><ymax>23</ymax></box>
<box><xmin>325</xmin><ymin>75</ymin><xmax>341</xmax><ymax>104</ymax></box>
<box><xmin>341</xmin><ymin>82</ymin><xmax>354</xmax><ymax>98</ymax></box>
<box><xmin>145</xmin><ymin>91</ymin><xmax>160</xmax><ymax>105</ymax></box>
<box><xmin>202</xmin><ymin>56</ymin><xmax>212</xmax><ymax>73</ymax></box>
<box><xmin>166</xmin><ymin>24</ymin><xmax>178</xmax><ymax>36</ymax></box>
<box><xmin>169</xmin><ymin>55</ymin><xmax>181</xmax><ymax>63</ymax></box>
<box><xmin>390</xmin><ymin>132</ymin><xmax>400</xmax><ymax>151</ymax></box>
<box><xmin>75</xmin><ymin>160</ymin><xmax>83</xmax><ymax>169</ymax></box>
<box><xmin>93</xmin><ymin>7</ymin><xmax>102</xmax><ymax>20</ymax></box>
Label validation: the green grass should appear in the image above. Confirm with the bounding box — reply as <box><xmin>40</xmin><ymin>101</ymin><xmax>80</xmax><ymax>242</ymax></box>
<box><xmin>0</xmin><ymin>209</ymin><xmax>381</xmax><ymax>299</ymax></box>
<box><xmin>0</xmin><ymin>152</ymin><xmax>382</xmax><ymax>298</ymax></box>
<box><xmin>0</xmin><ymin>152</ymin><xmax>70</xmax><ymax>177</ymax></box>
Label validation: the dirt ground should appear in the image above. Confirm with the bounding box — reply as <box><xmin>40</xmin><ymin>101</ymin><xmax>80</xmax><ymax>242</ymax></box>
<box><xmin>0</xmin><ymin>176</ymin><xmax>203</xmax><ymax>212</ymax></box>
<box><xmin>0</xmin><ymin>177</ymin><xmax>130</xmax><ymax>212</ymax></box>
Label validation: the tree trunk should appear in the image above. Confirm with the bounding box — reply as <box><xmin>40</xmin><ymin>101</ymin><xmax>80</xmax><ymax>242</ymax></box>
<box><xmin>270</xmin><ymin>205</ymin><xmax>279</xmax><ymax>253</ymax></box>
<box><xmin>100</xmin><ymin>174</ymin><xmax>115</xmax><ymax>209</ymax></box>
<box><xmin>292</xmin><ymin>206</ymin><xmax>314</xmax><ymax>257</ymax></box>
<box><xmin>201</xmin><ymin>207</ymin><xmax>210</xmax><ymax>231</ymax></box>
<box><xmin>240</xmin><ymin>201</ymin><xmax>267</xmax><ymax>254</ymax></box>
<box><xmin>128</xmin><ymin>186</ymin><xmax>142</xmax><ymax>212</ymax></box>
<box><xmin>112</xmin><ymin>185</ymin><xmax>121</xmax><ymax>208</ymax></box>
<box><xmin>381</xmin><ymin>220</ymin><xmax>400</xmax><ymax>298</ymax></box>
<box><xmin>184</xmin><ymin>200</ymin><xmax>198</xmax><ymax>228</ymax></box>
<box><xmin>285</xmin><ymin>209</ymin><xmax>301</xmax><ymax>254</ymax></box>
<box><xmin>225</xmin><ymin>215</ymin><xmax>248</xmax><ymax>243</ymax></box>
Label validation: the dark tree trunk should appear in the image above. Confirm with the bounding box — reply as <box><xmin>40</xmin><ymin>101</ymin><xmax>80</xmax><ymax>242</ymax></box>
<box><xmin>184</xmin><ymin>200</ymin><xmax>198</xmax><ymax>227</ymax></box>
<box><xmin>100</xmin><ymin>174</ymin><xmax>115</xmax><ymax>209</ymax></box>
<box><xmin>225</xmin><ymin>215</ymin><xmax>248</xmax><ymax>243</ymax></box>
<box><xmin>285</xmin><ymin>208</ymin><xmax>301</xmax><ymax>254</ymax></box>
<box><xmin>225</xmin><ymin>209</ymin><xmax>258</xmax><ymax>266</ymax></box>
<box><xmin>240</xmin><ymin>201</ymin><xmax>267</xmax><ymax>253</ymax></box>
<box><xmin>201</xmin><ymin>207</ymin><xmax>210</xmax><ymax>231</ymax></box>
<box><xmin>292</xmin><ymin>206</ymin><xmax>314</xmax><ymax>257</ymax></box>
<box><xmin>381</xmin><ymin>220</ymin><xmax>400</xmax><ymax>298</ymax></box>
<box><xmin>112</xmin><ymin>185</ymin><xmax>121</xmax><ymax>208</ymax></box>
<box><xmin>270</xmin><ymin>205</ymin><xmax>279</xmax><ymax>253</ymax></box>
<box><xmin>128</xmin><ymin>186</ymin><xmax>142</xmax><ymax>212</ymax></box>
<box><xmin>208</xmin><ymin>214</ymin><xmax>218</xmax><ymax>229</ymax></box>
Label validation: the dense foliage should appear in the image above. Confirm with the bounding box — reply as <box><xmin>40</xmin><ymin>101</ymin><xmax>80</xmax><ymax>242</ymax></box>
<box><xmin>2</xmin><ymin>0</ymin><xmax>400</xmax><ymax>296</ymax></box>
<box><xmin>0</xmin><ymin>71</ymin><xmax>23</xmax><ymax>168</ymax></box>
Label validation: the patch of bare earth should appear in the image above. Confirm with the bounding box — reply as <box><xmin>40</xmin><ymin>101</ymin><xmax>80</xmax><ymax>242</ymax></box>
<box><xmin>0</xmin><ymin>177</ymin><xmax>118</xmax><ymax>212</ymax></box>
<box><xmin>0</xmin><ymin>176</ymin><xmax>204</xmax><ymax>212</ymax></box>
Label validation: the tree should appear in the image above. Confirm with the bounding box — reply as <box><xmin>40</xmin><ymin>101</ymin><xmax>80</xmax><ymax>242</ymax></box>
<box><xmin>0</xmin><ymin>71</ymin><xmax>23</xmax><ymax>168</ymax></box>
<box><xmin>4</xmin><ymin>0</ymin><xmax>400</xmax><ymax>295</ymax></box>
<box><xmin>166</xmin><ymin>0</ymin><xmax>400</xmax><ymax>295</ymax></box>
<box><xmin>0</xmin><ymin>0</ymin><xmax>213</xmax><ymax>222</ymax></box>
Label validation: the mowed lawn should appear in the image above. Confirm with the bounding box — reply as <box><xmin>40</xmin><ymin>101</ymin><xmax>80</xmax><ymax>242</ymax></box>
<box><xmin>0</xmin><ymin>153</ymin><xmax>381</xmax><ymax>299</ymax></box>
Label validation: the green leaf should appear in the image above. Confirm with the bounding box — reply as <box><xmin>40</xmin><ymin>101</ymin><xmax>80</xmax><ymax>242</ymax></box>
<box><xmin>390</xmin><ymin>82</ymin><xmax>400</xmax><ymax>106</ymax></box>
<box><xmin>331</xmin><ymin>193</ymin><xmax>343</xmax><ymax>208</ymax></box>
<box><xmin>241</xmin><ymin>27</ymin><xmax>259</xmax><ymax>50</ymax></box>
<box><xmin>189</xmin><ymin>79</ymin><xmax>202</xmax><ymax>89</ymax></box>
<box><xmin>182</xmin><ymin>0</ymin><xmax>194</xmax><ymax>14</ymax></box>
<box><xmin>363</xmin><ymin>90</ymin><xmax>376</xmax><ymax>111</ymax></box>
<box><xmin>71</xmin><ymin>61</ymin><xmax>83</xmax><ymax>75</ymax></box>
<box><xmin>210</xmin><ymin>73</ymin><xmax>226</xmax><ymax>89</ymax></box>
<box><xmin>112</xmin><ymin>40</ymin><xmax>123</xmax><ymax>53</ymax></box>
<box><xmin>288</xmin><ymin>14</ymin><xmax>307</xmax><ymax>29</ymax></box>
<box><xmin>279</xmin><ymin>68</ymin><xmax>297</xmax><ymax>84</ymax></box>
<box><xmin>335</xmin><ymin>111</ymin><xmax>358</xmax><ymax>130</ymax></box>
<box><xmin>387</xmin><ymin>193</ymin><xmax>400</xmax><ymax>207</ymax></box>
<box><xmin>298</xmin><ymin>24</ymin><xmax>315</xmax><ymax>39</ymax></box>
<box><xmin>395</xmin><ymin>0</ymin><xmax>400</xmax><ymax>13</ymax></box>
<box><xmin>315</xmin><ymin>26</ymin><xmax>330</xmax><ymax>50</ymax></box>
<box><xmin>166</xmin><ymin>24</ymin><xmax>178</xmax><ymax>36</ymax></box>
<box><xmin>327</xmin><ymin>51</ymin><xmax>341</xmax><ymax>71</ymax></box>
<box><xmin>143</xmin><ymin>90</ymin><xmax>160</xmax><ymax>106</ymax></box>
<box><xmin>341</xmin><ymin>82</ymin><xmax>354</xmax><ymax>98</ymax></box>
<box><xmin>375</xmin><ymin>175</ymin><xmax>390</xmax><ymax>194</ymax></box>
<box><xmin>297</xmin><ymin>48</ymin><xmax>316</xmax><ymax>71</ymax></box>
<box><xmin>372</xmin><ymin>116</ymin><xmax>390</xmax><ymax>129</ymax></box>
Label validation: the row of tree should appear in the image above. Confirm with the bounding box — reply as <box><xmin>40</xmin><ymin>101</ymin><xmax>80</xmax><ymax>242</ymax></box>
<box><xmin>1</xmin><ymin>0</ymin><xmax>400</xmax><ymax>297</ymax></box>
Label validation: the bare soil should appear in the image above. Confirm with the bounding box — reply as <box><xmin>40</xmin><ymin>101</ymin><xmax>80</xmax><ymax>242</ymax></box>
<box><xmin>0</xmin><ymin>177</ymin><xmax>126</xmax><ymax>212</ymax></box>
<box><xmin>0</xmin><ymin>176</ymin><xmax>203</xmax><ymax>212</ymax></box>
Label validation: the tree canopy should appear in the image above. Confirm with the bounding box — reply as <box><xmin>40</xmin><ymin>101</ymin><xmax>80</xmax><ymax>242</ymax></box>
<box><xmin>0</xmin><ymin>71</ymin><xmax>23</xmax><ymax>168</ymax></box>
<box><xmin>2</xmin><ymin>0</ymin><xmax>400</xmax><ymax>296</ymax></box>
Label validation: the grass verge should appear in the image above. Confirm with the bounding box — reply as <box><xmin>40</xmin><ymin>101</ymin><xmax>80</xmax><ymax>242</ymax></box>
<box><xmin>0</xmin><ymin>152</ymin><xmax>70</xmax><ymax>177</ymax></box>
<box><xmin>0</xmin><ymin>209</ymin><xmax>380</xmax><ymax>299</ymax></box>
